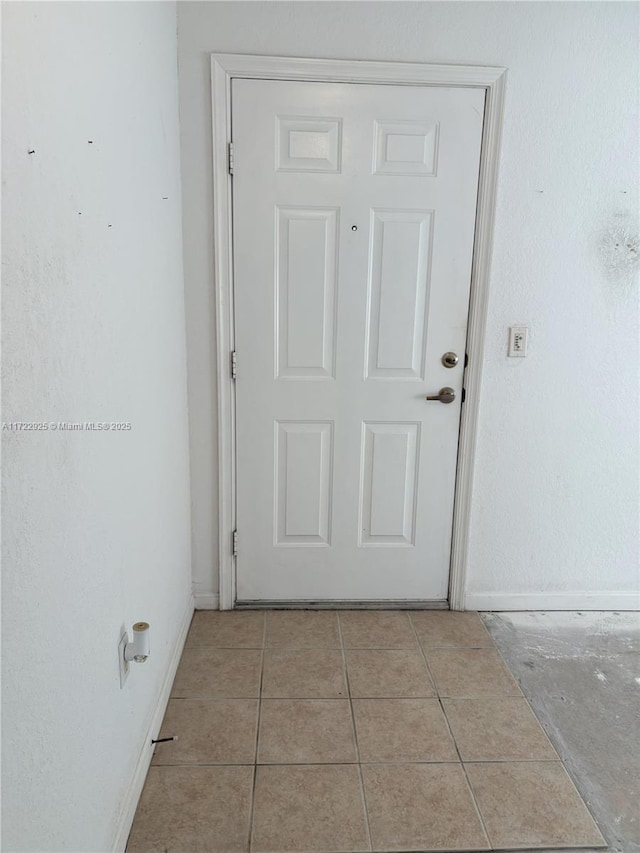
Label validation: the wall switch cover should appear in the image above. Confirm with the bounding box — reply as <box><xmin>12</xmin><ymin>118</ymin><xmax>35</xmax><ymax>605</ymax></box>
<box><xmin>508</xmin><ymin>325</ymin><xmax>528</xmax><ymax>357</ymax></box>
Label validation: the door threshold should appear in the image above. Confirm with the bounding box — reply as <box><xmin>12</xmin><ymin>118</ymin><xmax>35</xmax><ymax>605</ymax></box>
<box><xmin>235</xmin><ymin>599</ymin><xmax>449</xmax><ymax>610</ymax></box>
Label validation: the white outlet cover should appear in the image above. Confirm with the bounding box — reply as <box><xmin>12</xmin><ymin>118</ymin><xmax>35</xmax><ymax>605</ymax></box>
<box><xmin>508</xmin><ymin>325</ymin><xmax>528</xmax><ymax>357</ymax></box>
<box><xmin>118</xmin><ymin>633</ymin><xmax>130</xmax><ymax>688</ymax></box>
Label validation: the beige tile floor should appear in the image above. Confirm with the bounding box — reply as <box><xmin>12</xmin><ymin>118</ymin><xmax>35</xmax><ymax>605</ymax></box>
<box><xmin>127</xmin><ymin>610</ymin><xmax>606</xmax><ymax>853</ymax></box>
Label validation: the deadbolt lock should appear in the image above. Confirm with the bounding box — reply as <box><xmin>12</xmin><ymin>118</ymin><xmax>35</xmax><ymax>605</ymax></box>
<box><xmin>441</xmin><ymin>352</ymin><xmax>459</xmax><ymax>368</ymax></box>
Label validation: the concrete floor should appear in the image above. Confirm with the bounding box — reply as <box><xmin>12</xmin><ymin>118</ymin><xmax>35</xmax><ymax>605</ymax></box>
<box><xmin>483</xmin><ymin>611</ymin><xmax>640</xmax><ymax>853</ymax></box>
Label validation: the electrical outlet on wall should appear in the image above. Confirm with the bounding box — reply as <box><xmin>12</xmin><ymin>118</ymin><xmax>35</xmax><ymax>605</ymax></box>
<box><xmin>508</xmin><ymin>325</ymin><xmax>528</xmax><ymax>357</ymax></box>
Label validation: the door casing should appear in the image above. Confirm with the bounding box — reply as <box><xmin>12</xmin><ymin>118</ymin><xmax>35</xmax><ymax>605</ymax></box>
<box><xmin>210</xmin><ymin>53</ymin><xmax>507</xmax><ymax>611</ymax></box>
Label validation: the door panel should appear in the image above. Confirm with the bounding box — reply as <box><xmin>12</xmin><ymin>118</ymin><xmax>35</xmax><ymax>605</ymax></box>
<box><xmin>275</xmin><ymin>420</ymin><xmax>334</xmax><ymax>547</ymax></box>
<box><xmin>232</xmin><ymin>79</ymin><xmax>484</xmax><ymax>602</ymax></box>
<box><xmin>359</xmin><ymin>422</ymin><xmax>420</xmax><ymax>547</ymax></box>
<box><xmin>276</xmin><ymin>207</ymin><xmax>338</xmax><ymax>379</ymax></box>
<box><xmin>366</xmin><ymin>209</ymin><xmax>433</xmax><ymax>379</ymax></box>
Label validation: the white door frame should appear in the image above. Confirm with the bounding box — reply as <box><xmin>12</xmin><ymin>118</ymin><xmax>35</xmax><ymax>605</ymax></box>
<box><xmin>211</xmin><ymin>53</ymin><xmax>507</xmax><ymax>611</ymax></box>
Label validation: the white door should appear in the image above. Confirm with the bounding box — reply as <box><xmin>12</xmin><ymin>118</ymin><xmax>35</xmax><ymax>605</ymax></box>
<box><xmin>232</xmin><ymin>79</ymin><xmax>484</xmax><ymax>603</ymax></box>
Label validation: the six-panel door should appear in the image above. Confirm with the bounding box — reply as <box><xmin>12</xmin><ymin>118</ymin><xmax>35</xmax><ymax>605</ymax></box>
<box><xmin>232</xmin><ymin>79</ymin><xmax>484</xmax><ymax>602</ymax></box>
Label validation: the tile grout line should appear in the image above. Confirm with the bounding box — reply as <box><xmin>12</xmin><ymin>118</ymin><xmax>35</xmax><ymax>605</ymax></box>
<box><xmin>183</xmin><ymin>645</ymin><xmax>265</xmax><ymax>649</ymax></box>
<box><xmin>407</xmin><ymin>613</ymin><xmax>494</xmax><ymax>852</ymax></box>
<box><xmin>337</xmin><ymin>612</ymin><xmax>374</xmax><ymax>853</ymax></box>
<box><xmin>145</xmin><ymin>758</ymin><xmax>565</xmax><ymax>769</ymax></box>
<box><xmin>246</xmin><ymin>611</ymin><xmax>267</xmax><ymax>853</ymax></box>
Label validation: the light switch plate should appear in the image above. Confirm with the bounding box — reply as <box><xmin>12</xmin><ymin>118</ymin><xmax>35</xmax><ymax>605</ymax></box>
<box><xmin>508</xmin><ymin>326</ymin><xmax>528</xmax><ymax>357</ymax></box>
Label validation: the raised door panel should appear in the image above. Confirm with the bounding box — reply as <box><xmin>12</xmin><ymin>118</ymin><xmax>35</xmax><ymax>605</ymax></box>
<box><xmin>275</xmin><ymin>421</ymin><xmax>334</xmax><ymax>546</ymax></box>
<box><xmin>373</xmin><ymin>120</ymin><xmax>440</xmax><ymax>176</ymax></box>
<box><xmin>359</xmin><ymin>422</ymin><xmax>420</xmax><ymax>547</ymax></box>
<box><xmin>365</xmin><ymin>210</ymin><xmax>433</xmax><ymax>380</ymax></box>
<box><xmin>276</xmin><ymin>116</ymin><xmax>343</xmax><ymax>173</ymax></box>
<box><xmin>276</xmin><ymin>207</ymin><xmax>339</xmax><ymax>379</ymax></box>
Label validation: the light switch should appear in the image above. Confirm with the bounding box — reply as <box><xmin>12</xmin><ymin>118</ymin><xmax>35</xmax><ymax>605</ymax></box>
<box><xmin>508</xmin><ymin>326</ymin><xmax>528</xmax><ymax>357</ymax></box>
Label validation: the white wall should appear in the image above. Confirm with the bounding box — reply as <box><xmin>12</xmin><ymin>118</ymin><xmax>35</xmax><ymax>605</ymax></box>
<box><xmin>2</xmin><ymin>3</ymin><xmax>192</xmax><ymax>850</ymax></box>
<box><xmin>178</xmin><ymin>1</ymin><xmax>639</xmax><ymax>610</ymax></box>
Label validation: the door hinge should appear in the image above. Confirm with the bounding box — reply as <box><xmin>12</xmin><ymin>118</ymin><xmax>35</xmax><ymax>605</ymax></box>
<box><xmin>228</xmin><ymin>142</ymin><xmax>234</xmax><ymax>175</ymax></box>
<box><xmin>230</xmin><ymin>350</ymin><xmax>237</xmax><ymax>380</ymax></box>
<box><xmin>232</xmin><ymin>529</ymin><xmax>238</xmax><ymax>557</ymax></box>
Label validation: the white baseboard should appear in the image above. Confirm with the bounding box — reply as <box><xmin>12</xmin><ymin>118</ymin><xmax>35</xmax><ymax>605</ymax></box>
<box><xmin>465</xmin><ymin>591</ymin><xmax>640</xmax><ymax>611</ymax></box>
<box><xmin>193</xmin><ymin>592</ymin><xmax>220</xmax><ymax>610</ymax></box>
<box><xmin>111</xmin><ymin>594</ymin><xmax>195</xmax><ymax>852</ymax></box>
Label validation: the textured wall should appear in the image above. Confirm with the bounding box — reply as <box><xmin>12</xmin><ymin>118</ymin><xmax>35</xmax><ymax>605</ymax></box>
<box><xmin>178</xmin><ymin>1</ymin><xmax>639</xmax><ymax>608</ymax></box>
<box><xmin>1</xmin><ymin>3</ymin><xmax>192</xmax><ymax>850</ymax></box>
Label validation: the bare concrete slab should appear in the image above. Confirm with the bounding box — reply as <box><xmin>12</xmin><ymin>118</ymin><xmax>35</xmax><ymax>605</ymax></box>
<box><xmin>483</xmin><ymin>611</ymin><xmax>640</xmax><ymax>853</ymax></box>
